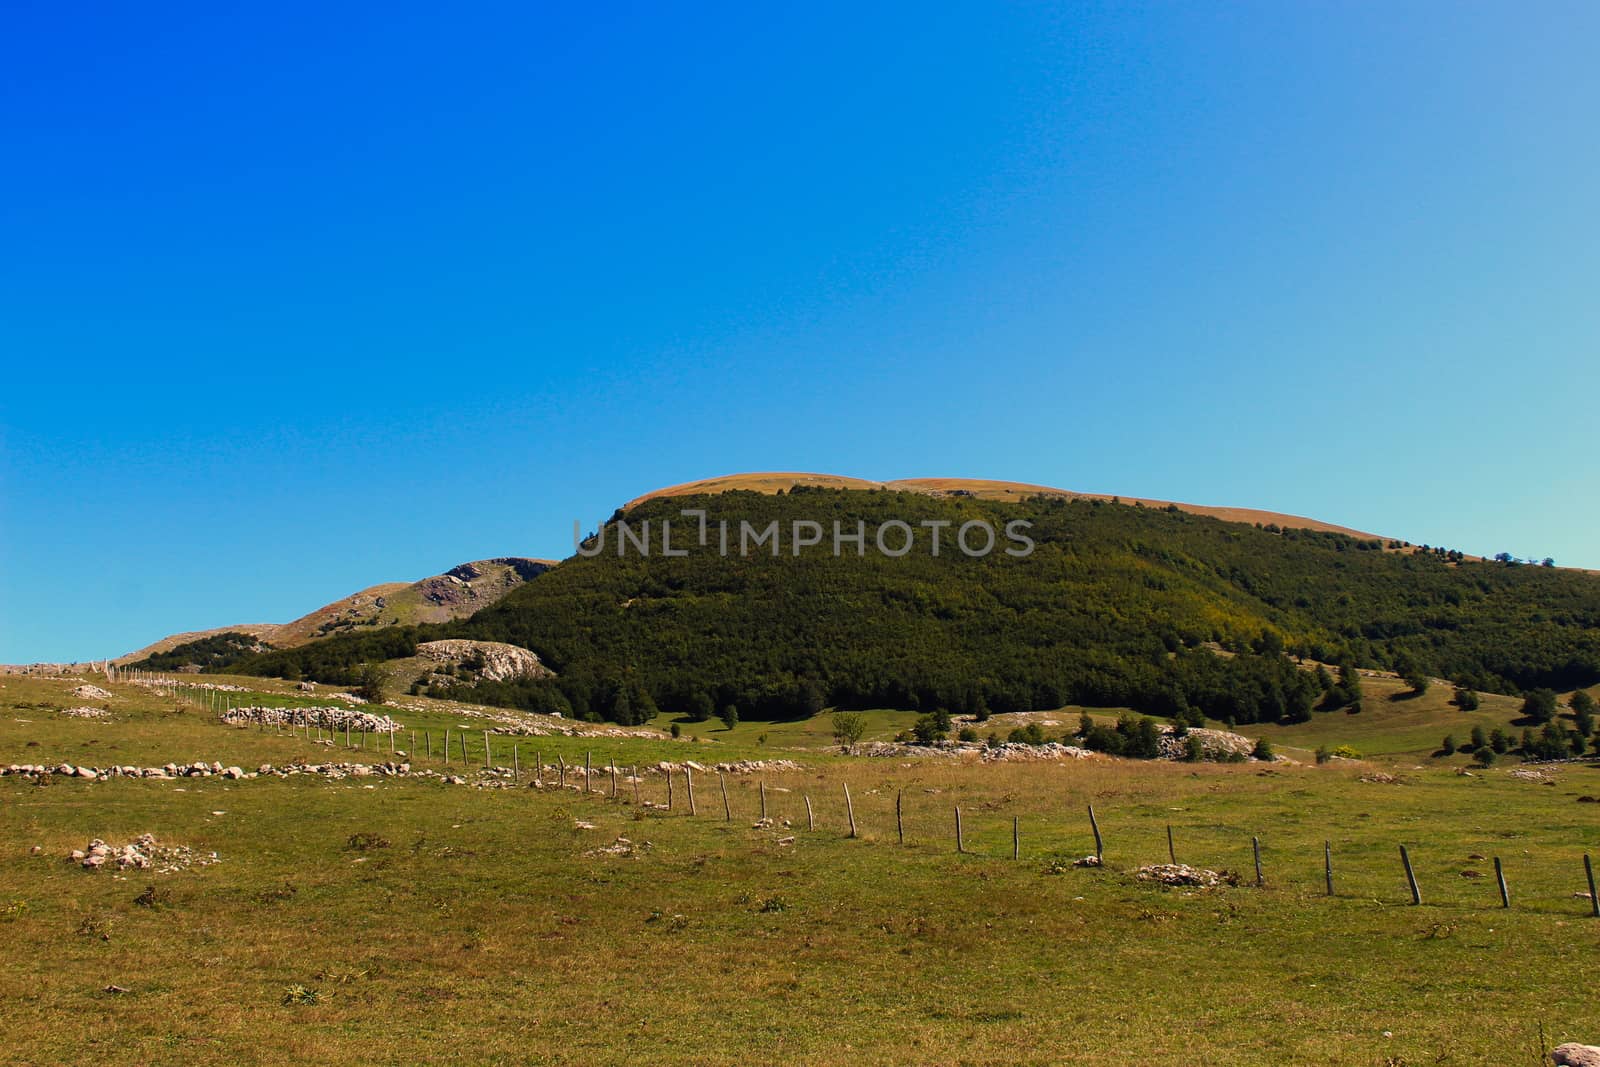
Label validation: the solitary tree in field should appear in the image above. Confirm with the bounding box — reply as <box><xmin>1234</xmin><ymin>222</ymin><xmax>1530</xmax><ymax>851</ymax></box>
<box><xmin>719</xmin><ymin>704</ymin><xmax>740</xmax><ymax>731</ymax></box>
<box><xmin>356</xmin><ymin>663</ymin><xmax>387</xmax><ymax>704</ymax></box>
<box><xmin>1521</xmin><ymin>688</ymin><xmax>1558</xmax><ymax>724</ymax></box>
<box><xmin>831</xmin><ymin>711</ymin><xmax>867</xmax><ymax>754</ymax></box>
<box><xmin>1571</xmin><ymin>690</ymin><xmax>1596</xmax><ymax>737</ymax></box>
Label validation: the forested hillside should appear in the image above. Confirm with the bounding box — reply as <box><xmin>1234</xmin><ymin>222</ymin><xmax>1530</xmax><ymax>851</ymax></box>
<box><xmin>230</xmin><ymin>488</ymin><xmax>1600</xmax><ymax>723</ymax></box>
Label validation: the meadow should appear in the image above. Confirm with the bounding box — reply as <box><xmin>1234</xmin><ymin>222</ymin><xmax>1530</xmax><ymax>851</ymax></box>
<box><xmin>2</xmin><ymin>672</ymin><xmax>1598</xmax><ymax>1065</ymax></box>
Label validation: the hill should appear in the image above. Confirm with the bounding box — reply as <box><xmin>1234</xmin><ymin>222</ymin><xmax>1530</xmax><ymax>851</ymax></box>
<box><xmin>121</xmin><ymin>557</ymin><xmax>555</xmax><ymax>669</ymax></box>
<box><xmin>232</xmin><ymin>487</ymin><xmax>1600</xmax><ymax>724</ymax></box>
<box><xmin>627</xmin><ymin>471</ymin><xmax>1389</xmax><ymax>540</ymax></box>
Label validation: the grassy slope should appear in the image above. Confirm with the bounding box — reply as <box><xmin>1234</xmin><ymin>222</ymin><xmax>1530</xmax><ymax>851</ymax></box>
<box><xmin>4</xmin><ymin>673</ymin><xmax>1600</xmax><ymax>1064</ymax></box>
<box><xmin>626</xmin><ymin>471</ymin><xmax>1388</xmax><ymax>539</ymax></box>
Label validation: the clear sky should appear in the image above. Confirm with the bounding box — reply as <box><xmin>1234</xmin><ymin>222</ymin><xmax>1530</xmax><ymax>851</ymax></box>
<box><xmin>2</xmin><ymin>2</ymin><xmax>1597</xmax><ymax>662</ymax></box>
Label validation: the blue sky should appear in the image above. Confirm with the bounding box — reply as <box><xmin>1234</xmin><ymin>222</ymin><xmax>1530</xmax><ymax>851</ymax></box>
<box><xmin>2</xmin><ymin>2</ymin><xmax>1597</xmax><ymax>662</ymax></box>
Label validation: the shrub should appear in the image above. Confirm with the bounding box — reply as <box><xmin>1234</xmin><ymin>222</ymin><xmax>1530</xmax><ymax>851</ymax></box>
<box><xmin>911</xmin><ymin>713</ymin><xmax>947</xmax><ymax>744</ymax></box>
<box><xmin>831</xmin><ymin>711</ymin><xmax>867</xmax><ymax>753</ymax></box>
<box><xmin>355</xmin><ymin>663</ymin><xmax>387</xmax><ymax>704</ymax></box>
<box><xmin>1331</xmin><ymin>744</ymin><xmax>1362</xmax><ymax>759</ymax></box>
<box><xmin>1440</xmin><ymin>734</ymin><xmax>1456</xmax><ymax>756</ymax></box>
<box><xmin>670</xmin><ymin>723</ymin><xmax>681</xmax><ymax>738</ymax></box>
<box><xmin>1472</xmin><ymin>747</ymin><xmax>1496</xmax><ymax>767</ymax></box>
<box><xmin>1489</xmin><ymin>728</ymin><xmax>1509</xmax><ymax>753</ymax></box>
<box><xmin>719</xmin><ymin>705</ymin><xmax>739</xmax><ymax>730</ymax></box>
<box><xmin>1250</xmin><ymin>737</ymin><xmax>1273</xmax><ymax>761</ymax></box>
<box><xmin>1183</xmin><ymin>734</ymin><xmax>1206</xmax><ymax>762</ymax></box>
<box><xmin>1521</xmin><ymin>688</ymin><xmax>1558</xmax><ymax>723</ymax></box>
<box><xmin>1454</xmin><ymin>687</ymin><xmax>1480</xmax><ymax>711</ymax></box>
<box><xmin>957</xmin><ymin>727</ymin><xmax>979</xmax><ymax>743</ymax></box>
<box><xmin>1469</xmin><ymin>725</ymin><xmax>1487</xmax><ymax>751</ymax></box>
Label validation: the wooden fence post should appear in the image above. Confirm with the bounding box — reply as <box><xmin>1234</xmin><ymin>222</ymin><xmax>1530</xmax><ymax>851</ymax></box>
<box><xmin>1494</xmin><ymin>856</ymin><xmax>1509</xmax><ymax>908</ymax></box>
<box><xmin>1088</xmin><ymin>804</ymin><xmax>1103</xmax><ymax>861</ymax></box>
<box><xmin>1252</xmin><ymin>836</ymin><xmax>1263</xmax><ymax>887</ymax></box>
<box><xmin>1324</xmin><ymin>841</ymin><xmax>1334</xmax><ymax>896</ymax></box>
<box><xmin>720</xmin><ymin>773</ymin><xmax>731</xmax><ymax>821</ymax></box>
<box><xmin>632</xmin><ymin>766</ymin><xmax>639</xmax><ymax>806</ymax></box>
<box><xmin>610</xmin><ymin>759</ymin><xmax>617</xmax><ymax>798</ymax></box>
<box><xmin>535</xmin><ymin>751</ymin><xmax>543</xmax><ymax>787</ymax></box>
<box><xmin>896</xmin><ymin>790</ymin><xmax>904</xmax><ymax>845</ymax></box>
<box><xmin>483</xmin><ymin>731</ymin><xmax>491</xmax><ymax>770</ymax></box>
<box><xmin>459</xmin><ymin>731</ymin><xmax>467</xmax><ymax>765</ymax></box>
<box><xmin>558</xmin><ymin>755</ymin><xmax>566</xmax><ymax>790</ymax></box>
<box><xmin>955</xmin><ymin>806</ymin><xmax>964</xmax><ymax>854</ymax></box>
<box><xmin>686</xmin><ymin>766</ymin><xmax>696</xmax><ymax>815</ymax></box>
<box><xmin>443</xmin><ymin>729</ymin><xmax>450</xmax><ymax>766</ymax></box>
<box><xmin>512</xmin><ymin>745</ymin><xmax>520</xmax><ymax>783</ymax></box>
<box><xmin>1586</xmin><ymin>855</ymin><xmax>1599</xmax><ymax>917</ymax></box>
<box><xmin>1400</xmin><ymin>844</ymin><xmax>1421</xmax><ymax>905</ymax></box>
<box><xmin>667</xmin><ymin>768</ymin><xmax>674</xmax><ymax>810</ymax></box>
<box><xmin>759</xmin><ymin>780</ymin><xmax>767</xmax><ymax>821</ymax></box>
<box><xmin>1167</xmin><ymin>824</ymin><xmax>1176</xmax><ymax>865</ymax></box>
<box><xmin>804</xmin><ymin>794</ymin><xmax>814</xmax><ymax>832</ymax></box>
<box><xmin>1013</xmin><ymin>817</ymin><xmax>1020</xmax><ymax>861</ymax></box>
<box><xmin>585</xmin><ymin>751</ymin><xmax>593</xmax><ymax>794</ymax></box>
<box><xmin>844</xmin><ymin>783</ymin><xmax>857</xmax><ymax>838</ymax></box>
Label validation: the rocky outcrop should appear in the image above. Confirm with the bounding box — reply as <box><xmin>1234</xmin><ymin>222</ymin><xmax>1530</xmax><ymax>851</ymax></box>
<box><xmin>415</xmin><ymin>640</ymin><xmax>552</xmax><ymax>682</ymax></box>
<box><xmin>1553</xmin><ymin>1045</ymin><xmax>1600</xmax><ymax>1067</ymax></box>
<box><xmin>71</xmin><ymin>684</ymin><xmax>113</xmax><ymax>700</ymax></box>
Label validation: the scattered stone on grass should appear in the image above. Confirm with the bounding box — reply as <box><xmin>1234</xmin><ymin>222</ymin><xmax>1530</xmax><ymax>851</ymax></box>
<box><xmin>59</xmin><ymin>706</ymin><xmax>110</xmax><ymax>719</ymax></box>
<box><xmin>71</xmin><ymin>685</ymin><xmax>113</xmax><ymax>700</ymax></box>
<box><xmin>1136</xmin><ymin>863</ymin><xmax>1238</xmax><ymax>887</ymax></box>
<box><xmin>69</xmin><ymin>834</ymin><xmax>218</xmax><ymax>874</ymax></box>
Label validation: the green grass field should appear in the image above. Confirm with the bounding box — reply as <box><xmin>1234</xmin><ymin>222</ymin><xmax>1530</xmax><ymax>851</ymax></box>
<box><xmin>3</xmin><ymin>672</ymin><xmax>1598</xmax><ymax>1064</ymax></box>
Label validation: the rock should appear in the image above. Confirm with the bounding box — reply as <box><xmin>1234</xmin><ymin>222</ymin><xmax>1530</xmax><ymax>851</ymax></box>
<box><xmin>415</xmin><ymin>639</ymin><xmax>553</xmax><ymax>682</ymax></box>
<box><xmin>71</xmin><ymin>684</ymin><xmax>113</xmax><ymax>700</ymax></box>
<box><xmin>1136</xmin><ymin>863</ymin><xmax>1238</xmax><ymax>887</ymax></box>
<box><xmin>222</xmin><ymin>767</ymin><xmax>244</xmax><ymax>780</ymax></box>
<box><xmin>1553</xmin><ymin>1045</ymin><xmax>1600</xmax><ymax>1067</ymax></box>
<box><xmin>75</xmin><ymin>766</ymin><xmax>98</xmax><ymax>779</ymax></box>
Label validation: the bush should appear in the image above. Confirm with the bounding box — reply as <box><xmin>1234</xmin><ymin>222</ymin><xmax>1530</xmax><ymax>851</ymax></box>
<box><xmin>1489</xmin><ymin>728</ymin><xmax>1509</xmax><ymax>753</ymax></box>
<box><xmin>1454</xmin><ymin>687</ymin><xmax>1480</xmax><ymax>711</ymax></box>
<box><xmin>1469</xmin><ymin>725</ymin><xmax>1487</xmax><ymax>751</ymax></box>
<box><xmin>356</xmin><ymin>663</ymin><xmax>387</xmax><ymax>704</ymax></box>
<box><xmin>1183</xmin><ymin>734</ymin><xmax>1206</xmax><ymax>762</ymax></box>
<box><xmin>719</xmin><ymin>704</ymin><xmax>740</xmax><ymax>730</ymax></box>
<box><xmin>1250</xmin><ymin>737</ymin><xmax>1273</xmax><ymax>761</ymax></box>
<box><xmin>1440</xmin><ymin>734</ymin><xmax>1456</xmax><ymax>755</ymax></box>
<box><xmin>670</xmin><ymin>723</ymin><xmax>681</xmax><ymax>738</ymax></box>
<box><xmin>1473</xmin><ymin>747</ymin><xmax>1496</xmax><ymax>767</ymax></box>
<box><xmin>911</xmin><ymin>713</ymin><xmax>947</xmax><ymax>744</ymax></box>
<box><xmin>831</xmin><ymin>711</ymin><xmax>867</xmax><ymax>753</ymax></box>
<box><xmin>1521</xmin><ymin>688</ymin><xmax>1558</xmax><ymax>723</ymax></box>
<box><xmin>1315</xmin><ymin>745</ymin><xmax>1332</xmax><ymax>765</ymax></box>
<box><xmin>957</xmin><ymin>727</ymin><xmax>979</xmax><ymax>743</ymax></box>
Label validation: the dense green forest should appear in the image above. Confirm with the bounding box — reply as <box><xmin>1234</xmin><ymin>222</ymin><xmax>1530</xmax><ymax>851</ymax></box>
<box><xmin>230</xmin><ymin>488</ymin><xmax>1600</xmax><ymax>724</ymax></box>
<box><xmin>128</xmin><ymin>631</ymin><xmax>274</xmax><ymax>672</ymax></box>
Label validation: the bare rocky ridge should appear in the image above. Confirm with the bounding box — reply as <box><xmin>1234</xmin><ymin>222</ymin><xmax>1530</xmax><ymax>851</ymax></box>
<box><xmin>114</xmin><ymin>557</ymin><xmax>555</xmax><ymax>665</ymax></box>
